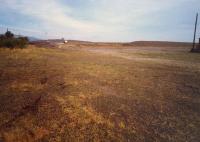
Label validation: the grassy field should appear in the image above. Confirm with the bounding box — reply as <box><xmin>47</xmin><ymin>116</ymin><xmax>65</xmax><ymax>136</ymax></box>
<box><xmin>0</xmin><ymin>44</ymin><xmax>200</xmax><ymax>142</ymax></box>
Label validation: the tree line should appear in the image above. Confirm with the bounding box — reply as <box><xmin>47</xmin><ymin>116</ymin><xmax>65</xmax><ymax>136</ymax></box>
<box><xmin>0</xmin><ymin>30</ymin><xmax>28</xmax><ymax>48</ymax></box>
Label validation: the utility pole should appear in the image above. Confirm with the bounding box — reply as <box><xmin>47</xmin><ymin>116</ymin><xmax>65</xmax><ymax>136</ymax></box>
<box><xmin>192</xmin><ymin>13</ymin><xmax>198</xmax><ymax>51</ymax></box>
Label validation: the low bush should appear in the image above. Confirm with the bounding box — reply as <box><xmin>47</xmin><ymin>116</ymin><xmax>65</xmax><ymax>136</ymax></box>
<box><xmin>0</xmin><ymin>31</ymin><xmax>29</xmax><ymax>48</ymax></box>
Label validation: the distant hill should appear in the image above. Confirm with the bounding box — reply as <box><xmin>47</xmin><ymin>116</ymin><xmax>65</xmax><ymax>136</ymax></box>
<box><xmin>31</xmin><ymin>39</ymin><xmax>193</xmax><ymax>49</ymax></box>
<box><xmin>66</xmin><ymin>40</ymin><xmax>192</xmax><ymax>48</ymax></box>
<box><xmin>128</xmin><ymin>41</ymin><xmax>192</xmax><ymax>47</ymax></box>
<box><xmin>13</xmin><ymin>35</ymin><xmax>41</xmax><ymax>42</ymax></box>
<box><xmin>28</xmin><ymin>36</ymin><xmax>41</xmax><ymax>42</ymax></box>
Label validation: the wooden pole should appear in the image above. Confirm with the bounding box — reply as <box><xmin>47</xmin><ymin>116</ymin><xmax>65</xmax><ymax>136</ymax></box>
<box><xmin>192</xmin><ymin>13</ymin><xmax>198</xmax><ymax>51</ymax></box>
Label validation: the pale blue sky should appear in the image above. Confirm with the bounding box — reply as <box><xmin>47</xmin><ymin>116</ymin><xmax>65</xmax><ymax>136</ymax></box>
<box><xmin>0</xmin><ymin>0</ymin><xmax>200</xmax><ymax>42</ymax></box>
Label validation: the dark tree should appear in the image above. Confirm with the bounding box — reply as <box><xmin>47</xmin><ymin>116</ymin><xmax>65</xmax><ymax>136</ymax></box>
<box><xmin>5</xmin><ymin>30</ymin><xmax>14</xmax><ymax>38</ymax></box>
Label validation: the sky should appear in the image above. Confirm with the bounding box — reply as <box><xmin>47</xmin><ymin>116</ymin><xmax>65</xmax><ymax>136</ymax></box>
<box><xmin>0</xmin><ymin>0</ymin><xmax>200</xmax><ymax>42</ymax></box>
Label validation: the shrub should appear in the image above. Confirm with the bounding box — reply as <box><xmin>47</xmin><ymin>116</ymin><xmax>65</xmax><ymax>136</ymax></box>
<box><xmin>0</xmin><ymin>31</ymin><xmax>28</xmax><ymax>48</ymax></box>
<box><xmin>17</xmin><ymin>37</ymin><xmax>29</xmax><ymax>48</ymax></box>
<box><xmin>3</xmin><ymin>39</ymin><xmax>15</xmax><ymax>48</ymax></box>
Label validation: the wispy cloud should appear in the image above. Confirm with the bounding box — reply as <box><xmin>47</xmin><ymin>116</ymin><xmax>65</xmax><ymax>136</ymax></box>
<box><xmin>0</xmin><ymin>0</ymin><xmax>200</xmax><ymax>41</ymax></box>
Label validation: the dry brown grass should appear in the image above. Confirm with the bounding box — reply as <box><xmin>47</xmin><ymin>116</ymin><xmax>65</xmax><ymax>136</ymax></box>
<box><xmin>0</xmin><ymin>44</ymin><xmax>200</xmax><ymax>142</ymax></box>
